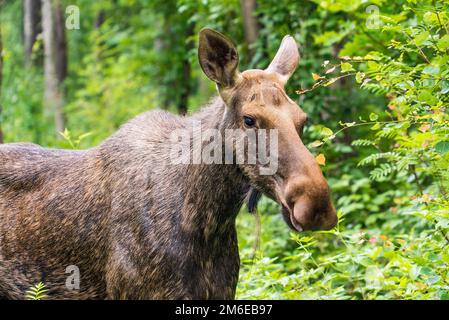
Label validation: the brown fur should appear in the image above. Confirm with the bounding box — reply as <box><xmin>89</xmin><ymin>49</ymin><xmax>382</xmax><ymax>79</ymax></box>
<box><xmin>0</xmin><ymin>29</ymin><xmax>336</xmax><ymax>300</ymax></box>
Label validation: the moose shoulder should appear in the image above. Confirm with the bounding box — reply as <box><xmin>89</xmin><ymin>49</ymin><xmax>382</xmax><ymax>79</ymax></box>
<box><xmin>0</xmin><ymin>29</ymin><xmax>337</xmax><ymax>300</ymax></box>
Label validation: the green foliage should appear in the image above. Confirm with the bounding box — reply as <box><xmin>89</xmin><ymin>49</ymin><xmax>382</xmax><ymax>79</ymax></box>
<box><xmin>60</xmin><ymin>128</ymin><xmax>93</xmax><ymax>149</ymax></box>
<box><xmin>25</xmin><ymin>282</ymin><xmax>48</xmax><ymax>300</ymax></box>
<box><xmin>0</xmin><ymin>1</ymin><xmax>48</xmax><ymax>145</ymax></box>
<box><xmin>236</xmin><ymin>0</ymin><xmax>449</xmax><ymax>300</ymax></box>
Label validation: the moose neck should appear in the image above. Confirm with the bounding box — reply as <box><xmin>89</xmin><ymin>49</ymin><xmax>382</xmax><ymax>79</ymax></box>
<box><xmin>180</xmin><ymin>97</ymin><xmax>248</xmax><ymax>241</ymax></box>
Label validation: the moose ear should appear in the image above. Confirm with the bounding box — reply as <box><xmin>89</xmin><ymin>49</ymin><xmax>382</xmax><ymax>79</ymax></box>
<box><xmin>198</xmin><ymin>28</ymin><xmax>241</xmax><ymax>88</ymax></box>
<box><xmin>266</xmin><ymin>35</ymin><xmax>300</xmax><ymax>84</ymax></box>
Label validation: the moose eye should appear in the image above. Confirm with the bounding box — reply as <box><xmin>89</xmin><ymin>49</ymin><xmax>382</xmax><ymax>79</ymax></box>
<box><xmin>243</xmin><ymin>116</ymin><xmax>256</xmax><ymax>127</ymax></box>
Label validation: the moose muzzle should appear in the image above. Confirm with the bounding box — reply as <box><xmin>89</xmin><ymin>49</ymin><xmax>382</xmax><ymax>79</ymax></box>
<box><xmin>280</xmin><ymin>146</ymin><xmax>338</xmax><ymax>232</ymax></box>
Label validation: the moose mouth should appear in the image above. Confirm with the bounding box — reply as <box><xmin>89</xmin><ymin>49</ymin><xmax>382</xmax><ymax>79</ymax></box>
<box><xmin>281</xmin><ymin>205</ymin><xmax>304</xmax><ymax>232</ymax></box>
<box><xmin>246</xmin><ymin>185</ymin><xmax>304</xmax><ymax>232</ymax></box>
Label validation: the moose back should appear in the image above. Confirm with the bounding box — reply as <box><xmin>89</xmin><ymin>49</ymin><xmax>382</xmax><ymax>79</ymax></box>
<box><xmin>0</xmin><ymin>29</ymin><xmax>337</xmax><ymax>299</ymax></box>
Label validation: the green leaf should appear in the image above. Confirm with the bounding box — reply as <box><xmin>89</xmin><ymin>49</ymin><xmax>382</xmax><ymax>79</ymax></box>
<box><xmin>352</xmin><ymin>139</ymin><xmax>375</xmax><ymax>147</ymax></box>
<box><xmin>314</xmin><ymin>31</ymin><xmax>346</xmax><ymax>46</ymax></box>
<box><xmin>414</xmin><ymin>31</ymin><xmax>430</xmax><ymax>45</ymax></box>
<box><xmin>25</xmin><ymin>282</ymin><xmax>48</xmax><ymax>300</ymax></box>
<box><xmin>369</xmin><ymin>113</ymin><xmax>379</xmax><ymax>121</ymax></box>
<box><xmin>417</xmin><ymin>89</ymin><xmax>438</xmax><ymax>105</ymax></box>
<box><xmin>324</xmin><ymin>78</ymin><xmax>338</xmax><ymax>86</ymax></box>
<box><xmin>340</xmin><ymin>62</ymin><xmax>354</xmax><ymax>73</ymax></box>
<box><xmin>440</xmin><ymin>291</ymin><xmax>449</xmax><ymax>300</ymax></box>
<box><xmin>441</xmin><ymin>81</ymin><xmax>449</xmax><ymax>95</ymax></box>
<box><xmin>435</xmin><ymin>141</ymin><xmax>449</xmax><ymax>155</ymax></box>
<box><xmin>310</xmin><ymin>140</ymin><xmax>324</xmax><ymax>148</ymax></box>
<box><xmin>321</xmin><ymin>127</ymin><xmax>334</xmax><ymax>137</ymax></box>
<box><xmin>437</xmin><ymin>34</ymin><xmax>449</xmax><ymax>50</ymax></box>
<box><xmin>371</xmin><ymin>246</ymin><xmax>383</xmax><ymax>260</ymax></box>
<box><xmin>355</xmin><ymin>72</ymin><xmax>365</xmax><ymax>84</ymax></box>
<box><xmin>422</xmin><ymin>65</ymin><xmax>440</xmax><ymax>76</ymax></box>
<box><xmin>423</xmin><ymin>11</ymin><xmax>438</xmax><ymax>25</ymax></box>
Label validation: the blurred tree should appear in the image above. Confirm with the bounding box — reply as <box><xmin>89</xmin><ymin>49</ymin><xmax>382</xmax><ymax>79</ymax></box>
<box><xmin>53</xmin><ymin>0</ymin><xmax>66</xmax><ymax>83</ymax></box>
<box><xmin>240</xmin><ymin>0</ymin><xmax>259</xmax><ymax>61</ymax></box>
<box><xmin>41</xmin><ymin>0</ymin><xmax>66</xmax><ymax>137</ymax></box>
<box><xmin>154</xmin><ymin>0</ymin><xmax>197</xmax><ymax>114</ymax></box>
<box><xmin>179</xmin><ymin>22</ymin><xmax>195</xmax><ymax>115</ymax></box>
<box><xmin>23</xmin><ymin>0</ymin><xmax>41</xmax><ymax>67</ymax></box>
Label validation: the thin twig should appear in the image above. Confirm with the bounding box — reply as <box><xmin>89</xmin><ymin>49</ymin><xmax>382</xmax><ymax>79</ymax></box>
<box><xmin>403</xmin><ymin>31</ymin><xmax>431</xmax><ymax>64</ymax></box>
<box><xmin>435</xmin><ymin>10</ymin><xmax>449</xmax><ymax>35</ymax></box>
<box><xmin>297</xmin><ymin>73</ymin><xmax>357</xmax><ymax>94</ymax></box>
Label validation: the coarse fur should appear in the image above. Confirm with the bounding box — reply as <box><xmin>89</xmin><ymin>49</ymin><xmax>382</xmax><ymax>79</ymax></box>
<box><xmin>0</xmin><ymin>99</ymin><xmax>246</xmax><ymax>299</ymax></box>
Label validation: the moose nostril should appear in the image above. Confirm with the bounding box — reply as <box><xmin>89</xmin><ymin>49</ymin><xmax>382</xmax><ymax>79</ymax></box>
<box><xmin>289</xmin><ymin>193</ymin><xmax>337</xmax><ymax>232</ymax></box>
<box><xmin>282</xmin><ymin>176</ymin><xmax>336</xmax><ymax>231</ymax></box>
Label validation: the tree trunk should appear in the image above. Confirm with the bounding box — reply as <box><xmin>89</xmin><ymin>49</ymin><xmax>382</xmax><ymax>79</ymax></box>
<box><xmin>158</xmin><ymin>19</ymin><xmax>171</xmax><ymax>111</ymax></box>
<box><xmin>23</xmin><ymin>0</ymin><xmax>41</xmax><ymax>67</ymax></box>
<box><xmin>177</xmin><ymin>23</ymin><xmax>195</xmax><ymax>116</ymax></box>
<box><xmin>42</xmin><ymin>0</ymin><xmax>66</xmax><ymax>137</ymax></box>
<box><xmin>240</xmin><ymin>0</ymin><xmax>259</xmax><ymax>61</ymax></box>
<box><xmin>54</xmin><ymin>0</ymin><xmax>67</xmax><ymax>83</ymax></box>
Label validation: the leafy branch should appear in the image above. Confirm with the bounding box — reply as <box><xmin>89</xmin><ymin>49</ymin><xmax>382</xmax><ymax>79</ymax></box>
<box><xmin>25</xmin><ymin>282</ymin><xmax>48</xmax><ymax>300</ymax></box>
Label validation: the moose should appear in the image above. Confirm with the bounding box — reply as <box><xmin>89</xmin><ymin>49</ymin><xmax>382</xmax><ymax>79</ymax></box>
<box><xmin>0</xmin><ymin>29</ymin><xmax>337</xmax><ymax>299</ymax></box>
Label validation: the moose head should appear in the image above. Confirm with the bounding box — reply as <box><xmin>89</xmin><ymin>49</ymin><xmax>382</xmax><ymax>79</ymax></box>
<box><xmin>198</xmin><ymin>28</ymin><xmax>337</xmax><ymax>232</ymax></box>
